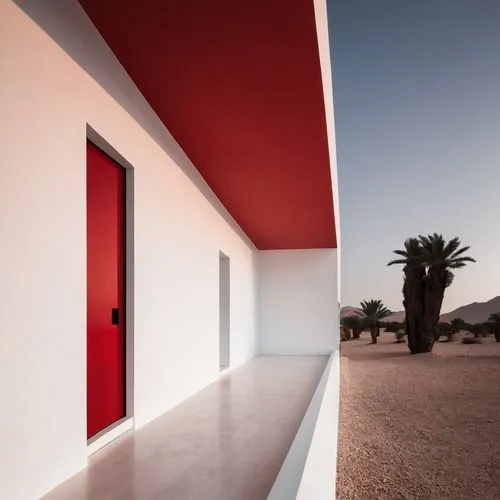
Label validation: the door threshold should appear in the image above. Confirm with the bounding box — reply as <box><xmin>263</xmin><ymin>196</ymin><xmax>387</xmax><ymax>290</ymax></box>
<box><xmin>87</xmin><ymin>417</ymin><xmax>134</xmax><ymax>456</ymax></box>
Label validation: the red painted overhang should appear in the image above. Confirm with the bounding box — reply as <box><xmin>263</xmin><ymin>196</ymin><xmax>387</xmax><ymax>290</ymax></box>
<box><xmin>78</xmin><ymin>0</ymin><xmax>336</xmax><ymax>250</ymax></box>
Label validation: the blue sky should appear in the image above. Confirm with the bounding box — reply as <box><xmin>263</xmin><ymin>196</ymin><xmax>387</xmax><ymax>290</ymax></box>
<box><xmin>328</xmin><ymin>0</ymin><xmax>500</xmax><ymax>312</ymax></box>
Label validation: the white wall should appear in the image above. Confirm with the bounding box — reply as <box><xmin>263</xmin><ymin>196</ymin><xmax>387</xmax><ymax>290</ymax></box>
<box><xmin>296</xmin><ymin>349</ymin><xmax>340</xmax><ymax>499</ymax></box>
<box><xmin>258</xmin><ymin>250</ymin><xmax>339</xmax><ymax>355</ymax></box>
<box><xmin>266</xmin><ymin>350</ymin><xmax>340</xmax><ymax>500</ymax></box>
<box><xmin>314</xmin><ymin>0</ymin><xmax>342</xmax><ymax>303</ymax></box>
<box><xmin>0</xmin><ymin>1</ymin><xmax>257</xmax><ymax>499</ymax></box>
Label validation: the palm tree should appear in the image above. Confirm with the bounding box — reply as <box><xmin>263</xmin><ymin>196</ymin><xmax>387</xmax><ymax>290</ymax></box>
<box><xmin>388</xmin><ymin>234</ymin><xmax>475</xmax><ymax>354</ymax></box>
<box><xmin>343</xmin><ymin>315</ymin><xmax>363</xmax><ymax>339</ymax></box>
<box><xmin>488</xmin><ymin>313</ymin><xmax>500</xmax><ymax>342</ymax></box>
<box><xmin>358</xmin><ymin>299</ymin><xmax>392</xmax><ymax>344</ymax></box>
<box><xmin>419</xmin><ymin>234</ymin><xmax>475</xmax><ymax>344</ymax></box>
<box><xmin>388</xmin><ymin>238</ymin><xmax>426</xmax><ymax>353</ymax></box>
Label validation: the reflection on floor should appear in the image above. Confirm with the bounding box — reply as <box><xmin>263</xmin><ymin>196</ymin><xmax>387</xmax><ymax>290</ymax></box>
<box><xmin>43</xmin><ymin>356</ymin><xmax>327</xmax><ymax>500</ymax></box>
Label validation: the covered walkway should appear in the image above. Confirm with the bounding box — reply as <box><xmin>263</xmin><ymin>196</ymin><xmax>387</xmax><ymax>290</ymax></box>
<box><xmin>44</xmin><ymin>356</ymin><xmax>327</xmax><ymax>500</ymax></box>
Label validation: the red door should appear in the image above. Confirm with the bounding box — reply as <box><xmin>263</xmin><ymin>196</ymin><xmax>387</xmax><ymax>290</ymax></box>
<box><xmin>87</xmin><ymin>141</ymin><xmax>126</xmax><ymax>439</ymax></box>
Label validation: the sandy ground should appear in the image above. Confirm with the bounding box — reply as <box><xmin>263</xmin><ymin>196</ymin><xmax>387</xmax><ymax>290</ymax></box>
<box><xmin>336</xmin><ymin>332</ymin><xmax>500</xmax><ymax>500</ymax></box>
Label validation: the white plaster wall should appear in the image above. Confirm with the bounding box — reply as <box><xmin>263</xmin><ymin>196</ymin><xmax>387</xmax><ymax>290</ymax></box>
<box><xmin>266</xmin><ymin>350</ymin><xmax>340</xmax><ymax>500</ymax></box>
<box><xmin>0</xmin><ymin>1</ymin><xmax>257</xmax><ymax>499</ymax></box>
<box><xmin>296</xmin><ymin>349</ymin><xmax>340</xmax><ymax>499</ymax></box>
<box><xmin>258</xmin><ymin>250</ymin><xmax>339</xmax><ymax>355</ymax></box>
<box><xmin>314</xmin><ymin>0</ymin><xmax>342</xmax><ymax>302</ymax></box>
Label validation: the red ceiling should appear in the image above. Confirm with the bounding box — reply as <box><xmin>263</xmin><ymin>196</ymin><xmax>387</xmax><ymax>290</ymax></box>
<box><xmin>78</xmin><ymin>0</ymin><xmax>336</xmax><ymax>249</ymax></box>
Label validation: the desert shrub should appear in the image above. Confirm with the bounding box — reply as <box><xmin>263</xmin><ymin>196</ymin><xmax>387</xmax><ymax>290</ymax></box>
<box><xmin>468</xmin><ymin>323</ymin><xmax>484</xmax><ymax>338</ymax></box>
<box><xmin>437</xmin><ymin>322</ymin><xmax>453</xmax><ymax>342</ymax></box>
<box><xmin>394</xmin><ymin>331</ymin><xmax>406</xmax><ymax>343</ymax></box>
<box><xmin>384</xmin><ymin>321</ymin><xmax>405</xmax><ymax>342</ymax></box>
<box><xmin>342</xmin><ymin>315</ymin><xmax>363</xmax><ymax>339</ymax></box>
<box><xmin>340</xmin><ymin>327</ymin><xmax>351</xmax><ymax>342</ymax></box>
<box><xmin>462</xmin><ymin>336</ymin><xmax>481</xmax><ymax>344</ymax></box>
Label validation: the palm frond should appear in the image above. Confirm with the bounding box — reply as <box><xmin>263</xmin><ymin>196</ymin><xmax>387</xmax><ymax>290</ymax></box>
<box><xmin>359</xmin><ymin>299</ymin><xmax>392</xmax><ymax>321</ymax></box>
<box><xmin>417</xmin><ymin>234</ymin><xmax>475</xmax><ymax>272</ymax></box>
<box><xmin>450</xmin><ymin>245</ymin><xmax>470</xmax><ymax>258</ymax></box>
<box><xmin>443</xmin><ymin>237</ymin><xmax>461</xmax><ymax>256</ymax></box>
<box><xmin>418</xmin><ymin>235</ymin><xmax>434</xmax><ymax>253</ymax></box>
<box><xmin>387</xmin><ymin>258</ymin><xmax>407</xmax><ymax>266</ymax></box>
<box><xmin>393</xmin><ymin>249</ymin><xmax>409</xmax><ymax>257</ymax></box>
<box><xmin>388</xmin><ymin>238</ymin><xmax>424</xmax><ymax>267</ymax></box>
<box><xmin>451</xmin><ymin>256</ymin><xmax>476</xmax><ymax>263</ymax></box>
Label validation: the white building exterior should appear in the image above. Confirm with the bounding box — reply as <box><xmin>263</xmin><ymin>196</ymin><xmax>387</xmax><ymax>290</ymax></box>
<box><xmin>0</xmin><ymin>0</ymin><xmax>341</xmax><ymax>498</ymax></box>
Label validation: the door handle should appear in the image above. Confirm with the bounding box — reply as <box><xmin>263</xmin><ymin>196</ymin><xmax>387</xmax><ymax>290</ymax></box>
<box><xmin>111</xmin><ymin>308</ymin><xmax>120</xmax><ymax>325</ymax></box>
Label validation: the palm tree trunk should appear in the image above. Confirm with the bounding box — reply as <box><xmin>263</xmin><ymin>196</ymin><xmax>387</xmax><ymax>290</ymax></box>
<box><xmin>370</xmin><ymin>326</ymin><xmax>377</xmax><ymax>344</ymax></box>
<box><xmin>422</xmin><ymin>268</ymin><xmax>447</xmax><ymax>352</ymax></box>
<box><xmin>403</xmin><ymin>265</ymin><xmax>428</xmax><ymax>354</ymax></box>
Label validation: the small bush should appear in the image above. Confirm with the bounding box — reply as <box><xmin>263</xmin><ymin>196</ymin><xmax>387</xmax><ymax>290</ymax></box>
<box><xmin>340</xmin><ymin>327</ymin><xmax>352</xmax><ymax>341</ymax></box>
<box><xmin>394</xmin><ymin>331</ymin><xmax>406</xmax><ymax>343</ymax></box>
<box><xmin>462</xmin><ymin>336</ymin><xmax>481</xmax><ymax>344</ymax></box>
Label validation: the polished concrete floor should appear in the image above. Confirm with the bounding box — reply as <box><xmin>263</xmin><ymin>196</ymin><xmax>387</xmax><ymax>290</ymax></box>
<box><xmin>43</xmin><ymin>356</ymin><xmax>327</xmax><ymax>500</ymax></box>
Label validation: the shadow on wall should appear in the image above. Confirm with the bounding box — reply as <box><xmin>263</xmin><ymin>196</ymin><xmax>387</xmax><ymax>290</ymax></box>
<box><xmin>12</xmin><ymin>0</ymin><xmax>254</xmax><ymax>249</ymax></box>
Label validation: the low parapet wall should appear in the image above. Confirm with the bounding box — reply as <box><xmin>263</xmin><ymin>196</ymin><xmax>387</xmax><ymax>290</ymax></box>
<box><xmin>267</xmin><ymin>348</ymin><xmax>341</xmax><ymax>499</ymax></box>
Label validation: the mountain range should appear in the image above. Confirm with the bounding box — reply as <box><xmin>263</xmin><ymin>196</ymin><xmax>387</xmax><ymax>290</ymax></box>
<box><xmin>341</xmin><ymin>296</ymin><xmax>500</xmax><ymax>325</ymax></box>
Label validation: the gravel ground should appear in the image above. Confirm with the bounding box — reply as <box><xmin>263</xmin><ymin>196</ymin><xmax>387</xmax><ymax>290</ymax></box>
<box><xmin>336</xmin><ymin>333</ymin><xmax>500</xmax><ymax>500</ymax></box>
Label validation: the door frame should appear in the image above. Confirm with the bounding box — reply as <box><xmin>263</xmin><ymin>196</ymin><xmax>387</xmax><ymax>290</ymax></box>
<box><xmin>219</xmin><ymin>251</ymin><xmax>230</xmax><ymax>371</ymax></box>
<box><xmin>86</xmin><ymin>125</ymin><xmax>135</xmax><ymax>454</ymax></box>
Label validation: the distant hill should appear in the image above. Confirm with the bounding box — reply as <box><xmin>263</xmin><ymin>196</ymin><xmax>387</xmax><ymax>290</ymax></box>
<box><xmin>340</xmin><ymin>306</ymin><xmax>363</xmax><ymax>319</ymax></box>
<box><xmin>341</xmin><ymin>296</ymin><xmax>500</xmax><ymax>325</ymax></box>
<box><xmin>440</xmin><ymin>296</ymin><xmax>500</xmax><ymax>324</ymax></box>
